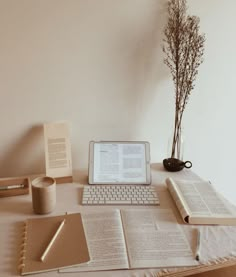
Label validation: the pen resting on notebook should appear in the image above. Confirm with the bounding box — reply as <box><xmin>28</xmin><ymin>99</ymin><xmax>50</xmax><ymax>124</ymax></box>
<box><xmin>40</xmin><ymin>219</ymin><xmax>65</xmax><ymax>262</ymax></box>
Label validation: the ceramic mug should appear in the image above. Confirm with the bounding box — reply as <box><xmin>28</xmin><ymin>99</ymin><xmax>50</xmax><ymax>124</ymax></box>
<box><xmin>31</xmin><ymin>176</ymin><xmax>56</xmax><ymax>214</ymax></box>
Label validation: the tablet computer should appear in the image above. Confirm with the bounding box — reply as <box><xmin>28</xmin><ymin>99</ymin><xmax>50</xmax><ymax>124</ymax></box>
<box><xmin>88</xmin><ymin>141</ymin><xmax>151</xmax><ymax>185</ymax></box>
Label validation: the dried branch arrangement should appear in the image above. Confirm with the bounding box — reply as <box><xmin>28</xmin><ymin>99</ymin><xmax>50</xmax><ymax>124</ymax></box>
<box><xmin>163</xmin><ymin>0</ymin><xmax>205</xmax><ymax>159</ymax></box>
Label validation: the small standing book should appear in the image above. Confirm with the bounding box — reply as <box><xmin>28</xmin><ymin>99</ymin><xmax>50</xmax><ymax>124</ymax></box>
<box><xmin>19</xmin><ymin>213</ymin><xmax>90</xmax><ymax>275</ymax></box>
<box><xmin>44</xmin><ymin>121</ymin><xmax>73</xmax><ymax>184</ymax></box>
<box><xmin>166</xmin><ymin>177</ymin><xmax>236</xmax><ymax>225</ymax></box>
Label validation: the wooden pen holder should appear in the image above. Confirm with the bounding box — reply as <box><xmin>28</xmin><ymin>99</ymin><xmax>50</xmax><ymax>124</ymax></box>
<box><xmin>0</xmin><ymin>177</ymin><xmax>30</xmax><ymax>197</ymax></box>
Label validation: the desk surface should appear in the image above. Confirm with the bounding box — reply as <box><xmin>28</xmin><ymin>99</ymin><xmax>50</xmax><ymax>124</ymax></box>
<box><xmin>192</xmin><ymin>264</ymin><xmax>236</xmax><ymax>277</ymax></box>
<box><xmin>1</xmin><ymin>163</ymin><xmax>236</xmax><ymax>277</ymax></box>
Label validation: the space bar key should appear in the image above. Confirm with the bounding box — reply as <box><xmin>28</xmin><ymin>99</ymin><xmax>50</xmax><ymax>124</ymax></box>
<box><xmin>105</xmin><ymin>200</ymin><xmax>131</xmax><ymax>204</ymax></box>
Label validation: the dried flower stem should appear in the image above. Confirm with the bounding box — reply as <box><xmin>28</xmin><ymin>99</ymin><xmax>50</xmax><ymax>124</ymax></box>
<box><xmin>163</xmin><ymin>0</ymin><xmax>205</xmax><ymax>158</ymax></box>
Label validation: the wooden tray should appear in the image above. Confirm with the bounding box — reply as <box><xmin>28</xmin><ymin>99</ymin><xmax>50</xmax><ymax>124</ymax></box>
<box><xmin>0</xmin><ymin>177</ymin><xmax>30</xmax><ymax>197</ymax></box>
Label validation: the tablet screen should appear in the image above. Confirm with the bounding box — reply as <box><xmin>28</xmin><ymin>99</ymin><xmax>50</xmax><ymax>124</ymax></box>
<box><xmin>89</xmin><ymin>141</ymin><xmax>151</xmax><ymax>185</ymax></box>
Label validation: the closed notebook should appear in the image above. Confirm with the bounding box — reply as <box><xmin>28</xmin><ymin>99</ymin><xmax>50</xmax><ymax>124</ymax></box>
<box><xmin>19</xmin><ymin>213</ymin><xmax>90</xmax><ymax>275</ymax></box>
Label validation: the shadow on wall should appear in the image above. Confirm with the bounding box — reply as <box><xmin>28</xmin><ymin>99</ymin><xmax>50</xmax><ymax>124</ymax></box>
<box><xmin>122</xmin><ymin>0</ymin><xmax>169</xmax><ymax>131</ymax></box>
<box><xmin>71</xmin><ymin>0</ymin><xmax>169</xmax><ymax>136</ymax></box>
<box><xmin>0</xmin><ymin>125</ymin><xmax>45</xmax><ymax>178</ymax></box>
<box><xmin>129</xmin><ymin>0</ymin><xmax>168</xmax><ymax>94</ymax></box>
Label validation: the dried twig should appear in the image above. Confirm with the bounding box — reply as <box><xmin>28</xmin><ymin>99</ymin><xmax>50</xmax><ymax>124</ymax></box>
<box><xmin>163</xmin><ymin>0</ymin><xmax>205</xmax><ymax>158</ymax></box>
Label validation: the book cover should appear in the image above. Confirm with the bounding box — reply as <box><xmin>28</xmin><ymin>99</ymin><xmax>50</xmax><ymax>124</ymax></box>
<box><xmin>19</xmin><ymin>213</ymin><xmax>90</xmax><ymax>275</ymax></box>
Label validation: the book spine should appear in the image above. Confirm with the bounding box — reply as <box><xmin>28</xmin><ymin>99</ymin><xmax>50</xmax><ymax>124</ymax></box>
<box><xmin>18</xmin><ymin>222</ymin><xmax>27</xmax><ymax>275</ymax></box>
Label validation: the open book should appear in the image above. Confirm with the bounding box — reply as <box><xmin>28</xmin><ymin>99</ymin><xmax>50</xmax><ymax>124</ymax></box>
<box><xmin>166</xmin><ymin>177</ymin><xmax>236</xmax><ymax>225</ymax></box>
<box><xmin>60</xmin><ymin>209</ymin><xmax>198</xmax><ymax>273</ymax></box>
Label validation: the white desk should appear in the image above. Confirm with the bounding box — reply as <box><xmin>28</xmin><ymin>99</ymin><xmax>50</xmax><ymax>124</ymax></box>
<box><xmin>1</xmin><ymin>163</ymin><xmax>236</xmax><ymax>277</ymax></box>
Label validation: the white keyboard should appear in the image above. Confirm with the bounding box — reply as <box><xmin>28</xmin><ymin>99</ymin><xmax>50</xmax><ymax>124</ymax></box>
<box><xmin>82</xmin><ymin>185</ymin><xmax>159</xmax><ymax>205</ymax></box>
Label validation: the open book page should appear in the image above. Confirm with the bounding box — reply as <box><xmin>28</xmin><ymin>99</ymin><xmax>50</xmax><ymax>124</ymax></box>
<box><xmin>166</xmin><ymin>178</ymin><xmax>236</xmax><ymax>225</ymax></box>
<box><xmin>121</xmin><ymin>209</ymin><xmax>198</xmax><ymax>268</ymax></box>
<box><xmin>60</xmin><ymin>210</ymin><xmax>129</xmax><ymax>273</ymax></box>
<box><xmin>166</xmin><ymin>178</ymin><xmax>190</xmax><ymax>222</ymax></box>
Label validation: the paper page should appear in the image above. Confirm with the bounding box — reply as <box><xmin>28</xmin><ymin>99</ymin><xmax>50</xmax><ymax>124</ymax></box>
<box><xmin>121</xmin><ymin>209</ymin><xmax>198</xmax><ymax>269</ymax></box>
<box><xmin>60</xmin><ymin>210</ymin><xmax>129</xmax><ymax>272</ymax></box>
<box><xmin>93</xmin><ymin>142</ymin><xmax>147</xmax><ymax>183</ymax></box>
<box><xmin>174</xmin><ymin>180</ymin><xmax>235</xmax><ymax>218</ymax></box>
<box><xmin>166</xmin><ymin>178</ymin><xmax>191</xmax><ymax>223</ymax></box>
<box><xmin>153</xmin><ymin>166</ymin><xmax>202</xmax><ymax>185</ymax></box>
<box><xmin>44</xmin><ymin>122</ymin><xmax>72</xmax><ymax>178</ymax></box>
<box><xmin>196</xmin><ymin>225</ymin><xmax>236</xmax><ymax>262</ymax></box>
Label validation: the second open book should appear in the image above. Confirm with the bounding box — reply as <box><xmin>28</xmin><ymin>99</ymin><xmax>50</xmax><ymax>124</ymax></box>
<box><xmin>166</xmin><ymin>177</ymin><xmax>236</xmax><ymax>225</ymax></box>
<box><xmin>61</xmin><ymin>209</ymin><xmax>198</xmax><ymax>273</ymax></box>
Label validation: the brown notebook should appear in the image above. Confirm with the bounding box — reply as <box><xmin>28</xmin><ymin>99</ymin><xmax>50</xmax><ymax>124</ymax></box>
<box><xmin>19</xmin><ymin>213</ymin><xmax>90</xmax><ymax>275</ymax></box>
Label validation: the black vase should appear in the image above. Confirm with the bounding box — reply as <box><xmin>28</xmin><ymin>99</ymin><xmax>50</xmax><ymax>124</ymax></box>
<box><xmin>163</xmin><ymin>158</ymin><xmax>192</xmax><ymax>172</ymax></box>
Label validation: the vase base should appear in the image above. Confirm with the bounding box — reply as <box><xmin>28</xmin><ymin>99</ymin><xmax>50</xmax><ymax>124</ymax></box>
<box><xmin>163</xmin><ymin>158</ymin><xmax>192</xmax><ymax>172</ymax></box>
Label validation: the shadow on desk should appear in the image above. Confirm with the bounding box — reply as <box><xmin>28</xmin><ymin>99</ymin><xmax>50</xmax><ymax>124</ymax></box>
<box><xmin>1</xmin><ymin>199</ymin><xmax>33</xmax><ymax>215</ymax></box>
<box><xmin>192</xmin><ymin>265</ymin><xmax>236</xmax><ymax>277</ymax></box>
<box><xmin>73</xmin><ymin>168</ymin><xmax>88</xmax><ymax>184</ymax></box>
<box><xmin>151</xmin><ymin>163</ymin><xmax>166</xmax><ymax>171</ymax></box>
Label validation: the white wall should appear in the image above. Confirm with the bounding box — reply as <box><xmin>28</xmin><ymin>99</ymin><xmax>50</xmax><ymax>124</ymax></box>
<box><xmin>0</xmin><ymin>0</ymin><xmax>236</xmax><ymax>203</ymax></box>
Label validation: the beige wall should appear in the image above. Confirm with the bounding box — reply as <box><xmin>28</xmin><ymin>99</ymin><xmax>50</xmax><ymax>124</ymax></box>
<box><xmin>0</xmin><ymin>0</ymin><xmax>236</xmax><ymax>203</ymax></box>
